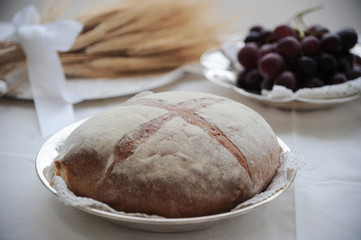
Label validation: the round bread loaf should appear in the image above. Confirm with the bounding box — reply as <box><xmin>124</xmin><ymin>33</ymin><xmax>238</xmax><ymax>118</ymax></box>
<box><xmin>55</xmin><ymin>91</ymin><xmax>280</xmax><ymax>218</ymax></box>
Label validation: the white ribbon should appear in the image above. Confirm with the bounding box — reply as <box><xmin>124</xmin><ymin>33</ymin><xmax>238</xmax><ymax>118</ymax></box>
<box><xmin>5</xmin><ymin>5</ymin><xmax>84</xmax><ymax>137</ymax></box>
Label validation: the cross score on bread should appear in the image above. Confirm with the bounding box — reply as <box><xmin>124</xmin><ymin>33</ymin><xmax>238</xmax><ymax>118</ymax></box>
<box><xmin>54</xmin><ymin>91</ymin><xmax>281</xmax><ymax>218</ymax></box>
<box><xmin>107</xmin><ymin>97</ymin><xmax>252</xmax><ymax>180</ymax></box>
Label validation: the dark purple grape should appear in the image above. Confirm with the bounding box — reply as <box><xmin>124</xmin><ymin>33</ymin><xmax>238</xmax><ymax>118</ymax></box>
<box><xmin>249</xmin><ymin>24</ymin><xmax>264</xmax><ymax>32</ymax></box>
<box><xmin>260</xmin><ymin>78</ymin><xmax>275</xmax><ymax>90</ymax></box>
<box><xmin>345</xmin><ymin>66</ymin><xmax>361</xmax><ymax>80</ymax></box>
<box><xmin>308</xmin><ymin>24</ymin><xmax>330</xmax><ymax>39</ymax></box>
<box><xmin>321</xmin><ymin>33</ymin><xmax>342</xmax><ymax>55</ymax></box>
<box><xmin>328</xmin><ymin>73</ymin><xmax>347</xmax><ymax>85</ymax></box>
<box><xmin>294</xmin><ymin>28</ymin><xmax>303</xmax><ymax>41</ymax></box>
<box><xmin>236</xmin><ymin>70</ymin><xmax>247</xmax><ymax>88</ymax></box>
<box><xmin>303</xmin><ymin>76</ymin><xmax>325</xmax><ymax>88</ymax></box>
<box><xmin>337</xmin><ymin>27</ymin><xmax>358</xmax><ymax>50</ymax></box>
<box><xmin>258</xmin><ymin>43</ymin><xmax>276</xmax><ymax>59</ymax></box>
<box><xmin>355</xmin><ymin>54</ymin><xmax>361</xmax><ymax>66</ymax></box>
<box><xmin>277</xmin><ymin>36</ymin><xmax>302</xmax><ymax>60</ymax></box>
<box><xmin>274</xmin><ymin>71</ymin><xmax>298</xmax><ymax>91</ymax></box>
<box><xmin>245</xmin><ymin>69</ymin><xmax>263</xmax><ymax>92</ymax></box>
<box><xmin>238</xmin><ymin>23</ymin><xmax>360</xmax><ymax>94</ymax></box>
<box><xmin>258</xmin><ymin>53</ymin><xmax>285</xmax><ymax>78</ymax></box>
<box><xmin>273</xmin><ymin>24</ymin><xmax>297</xmax><ymax>41</ymax></box>
<box><xmin>237</xmin><ymin>43</ymin><xmax>258</xmax><ymax>70</ymax></box>
<box><xmin>337</xmin><ymin>57</ymin><xmax>351</xmax><ymax>72</ymax></box>
<box><xmin>302</xmin><ymin>36</ymin><xmax>321</xmax><ymax>56</ymax></box>
<box><xmin>296</xmin><ymin>56</ymin><xmax>317</xmax><ymax>76</ymax></box>
<box><xmin>259</xmin><ymin>29</ymin><xmax>273</xmax><ymax>44</ymax></box>
<box><xmin>244</xmin><ymin>31</ymin><xmax>261</xmax><ymax>43</ymax></box>
<box><xmin>315</xmin><ymin>71</ymin><xmax>330</xmax><ymax>83</ymax></box>
<box><xmin>344</xmin><ymin>52</ymin><xmax>356</xmax><ymax>66</ymax></box>
<box><xmin>318</xmin><ymin>53</ymin><xmax>337</xmax><ymax>72</ymax></box>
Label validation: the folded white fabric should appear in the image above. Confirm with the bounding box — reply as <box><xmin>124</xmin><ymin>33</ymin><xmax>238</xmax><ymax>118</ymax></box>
<box><xmin>1</xmin><ymin>5</ymin><xmax>83</xmax><ymax>137</ymax></box>
<box><xmin>261</xmin><ymin>78</ymin><xmax>361</xmax><ymax>100</ymax></box>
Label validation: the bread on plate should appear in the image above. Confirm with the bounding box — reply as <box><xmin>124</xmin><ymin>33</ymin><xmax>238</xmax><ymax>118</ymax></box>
<box><xmin>55</xmin><ymin>91</ymin><xmax>280</xmax><ymax>218</ymax></box>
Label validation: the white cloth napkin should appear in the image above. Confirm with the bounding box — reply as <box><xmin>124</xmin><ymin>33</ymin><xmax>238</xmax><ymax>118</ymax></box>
<box><xmin>2</xmin><ymin>5</ymin><xmax>83</xmax><ymax>137</ymax></box>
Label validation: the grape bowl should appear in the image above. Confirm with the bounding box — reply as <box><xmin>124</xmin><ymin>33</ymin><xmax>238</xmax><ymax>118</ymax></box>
<box><xmin>201</xmin><ymin>23</ymin><xmax>361</xmax><ymax>110</ymax></box>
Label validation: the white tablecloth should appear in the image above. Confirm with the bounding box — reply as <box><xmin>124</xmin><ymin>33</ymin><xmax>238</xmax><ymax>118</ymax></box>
<box><xmin>1</xmin><ymin>73</ymin><xmax>361</xmax><ymax>239</ymax></box>
<box><xmin>1</xmin><ymin>0</ymin><xmax>361</xmax><ymax>239</ymax></box>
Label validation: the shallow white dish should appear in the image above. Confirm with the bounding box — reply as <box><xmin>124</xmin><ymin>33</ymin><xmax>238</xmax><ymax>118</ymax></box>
<box><xmin>201</xmin><ymin>37</ymin><xmax>361</xmax><ymax>110</ymax></box>
<box><xmin>35</xmin><ymin>119</ymin><xmax>296</xmax><ymax>232</ymax></box>
<box><xmin>5</xmin><ymin>64</ymin><xmax>200</xmax><ymax>101</ymax></box>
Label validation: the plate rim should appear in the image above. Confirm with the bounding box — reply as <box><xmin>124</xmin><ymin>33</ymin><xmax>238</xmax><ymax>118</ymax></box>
<box><xmin>6</xmin><ymin>64</ymin><xmax>200</xmax><ymax>101</ymax></box>
<box><xmin>35</xmin><ymin>118</ymin><xmax>296</xmax><ymax>226</ymax></box>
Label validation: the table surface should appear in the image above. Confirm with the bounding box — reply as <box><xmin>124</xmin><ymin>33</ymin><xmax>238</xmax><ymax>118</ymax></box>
<box><xmin>1</xmin><ymin>0</ymin><xmax>361</xmax><ymax>240</ymax></box>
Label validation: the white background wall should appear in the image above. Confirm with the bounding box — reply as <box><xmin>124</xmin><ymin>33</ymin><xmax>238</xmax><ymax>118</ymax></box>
<box><xmin>1</xmin><ymin>0</ymin><xmax>361</xmax><ymax>34</ymax></box>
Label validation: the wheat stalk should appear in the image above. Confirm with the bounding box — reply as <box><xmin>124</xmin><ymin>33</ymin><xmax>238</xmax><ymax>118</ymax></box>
<box><xmin>0</xmin><ymin>0</ymin><xmax>231</xmax><ymax>94</ymax></box>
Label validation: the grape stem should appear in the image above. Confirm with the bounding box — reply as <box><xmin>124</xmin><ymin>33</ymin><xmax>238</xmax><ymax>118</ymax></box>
<box><xmin>287</xmin><ymin>5</ymin><xmax>324</xmax><ymax>38</ymax></box>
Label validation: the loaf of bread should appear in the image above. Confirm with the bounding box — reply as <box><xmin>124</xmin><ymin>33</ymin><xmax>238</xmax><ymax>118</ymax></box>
<box><xmin>55</xmin><ymin>91</ymin><xmax>280</xmax><ymax>218</ymax></box>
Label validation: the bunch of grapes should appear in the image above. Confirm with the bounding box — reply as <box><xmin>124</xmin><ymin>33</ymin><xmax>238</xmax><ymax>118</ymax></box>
<box><xmin>236</xmin><ymin>24</ymin><xmax>361</xmax><ymax>93</ymax></box>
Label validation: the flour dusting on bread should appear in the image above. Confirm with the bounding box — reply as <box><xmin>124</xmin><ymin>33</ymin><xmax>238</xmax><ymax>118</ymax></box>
<box><xmin>55</xmin><ymin>91</ymin><xmax>280</xmax><ymax>218</ymax></box>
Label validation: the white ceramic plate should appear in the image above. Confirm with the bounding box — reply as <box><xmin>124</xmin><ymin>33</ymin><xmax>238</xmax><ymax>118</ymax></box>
<box><xmin>201</xmin><ymin>37</ymin><xmax>361</xmax><ymax>110</ymax></box>
<box><xmin>5</xmin><ymin>64</ymin><xmax>201</xmax><ymax>101</ymax></box>
<box><xmin>35</xmin><ymin>119</ymin><xmax>296</xmax><ymax>232</ymax></box>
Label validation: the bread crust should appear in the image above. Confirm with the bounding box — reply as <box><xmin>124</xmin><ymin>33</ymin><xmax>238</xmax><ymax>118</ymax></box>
<box><xmin>55</xmin><ymin>92</ymin><xmax>280</xmax><ymax>218</ymax></box>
